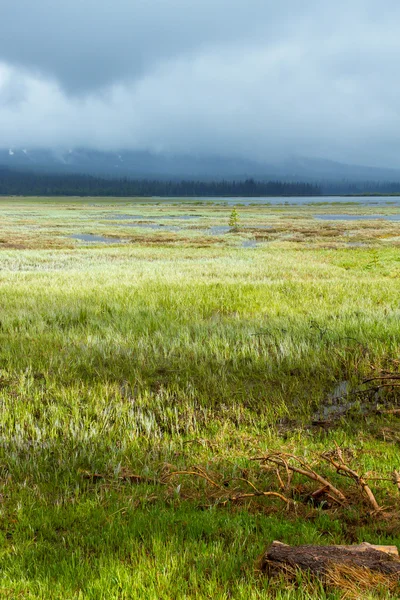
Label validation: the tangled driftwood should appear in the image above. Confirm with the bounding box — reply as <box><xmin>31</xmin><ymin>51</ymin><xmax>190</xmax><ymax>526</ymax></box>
<box><xmin>253</xmin><ymin>444</ymin><xmax>400</xmax><ymax>512</ymax></box>
<box><xmin>161</xmin><ymin>465</ymin><xmax>292</xmax><ymax>507</ymax></box>
<box><xmin>162</xmin><ymin>444</ymin><xmax>399</xmax><ymax>514</ymax></box>
<box><xmin>253</xmin><ymin>451</ymin><xmax>347</xmax><ymax>505</ymax></box>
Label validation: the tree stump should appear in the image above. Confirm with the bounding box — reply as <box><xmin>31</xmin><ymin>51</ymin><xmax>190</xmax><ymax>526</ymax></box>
<box><xmin>260</xmin><ymin>541</ymin><xmax>400</xmax><ymax>577</ymax></box>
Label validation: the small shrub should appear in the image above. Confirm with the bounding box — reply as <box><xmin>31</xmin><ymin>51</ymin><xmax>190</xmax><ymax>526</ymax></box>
<box><xmin>229</xmin><ymin>207</ymin><xmax>240</xmax><ymax>231</ymax></box>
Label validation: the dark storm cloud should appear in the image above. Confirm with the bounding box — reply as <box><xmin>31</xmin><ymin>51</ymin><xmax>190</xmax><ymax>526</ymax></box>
<box><xmin>0</xmin><ymin>0</ymin><xmax>300</xmax><ymax>92</ymax></box>
<box><xmin>1</xmin><ymin>0</ymin><xmax>400</xmax><ymax>167</ymax></box>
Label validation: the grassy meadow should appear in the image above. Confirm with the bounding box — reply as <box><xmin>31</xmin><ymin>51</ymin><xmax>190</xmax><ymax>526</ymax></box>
<box><xmin>1</xmin><ymin>197</ymin><xmax>400</xmax><ymax>598</ymax></box>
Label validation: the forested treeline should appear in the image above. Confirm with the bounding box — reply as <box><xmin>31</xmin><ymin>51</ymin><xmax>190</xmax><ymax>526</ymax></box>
<box><xmin>0</xmin><ymin>168</ymin><xmax>321</xmax><ymax>197</ymax></box>
<box><xmin>322</xmin><ymin>180</ymin><xmax>400</xmax><ymax>195</ymax></box>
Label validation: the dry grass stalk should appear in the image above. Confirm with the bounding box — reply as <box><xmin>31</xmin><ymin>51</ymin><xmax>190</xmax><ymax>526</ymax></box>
<box><xmin>325</xmin><ymin>564</ymin><xmax>399</xmax><ymax>599</ymax></box>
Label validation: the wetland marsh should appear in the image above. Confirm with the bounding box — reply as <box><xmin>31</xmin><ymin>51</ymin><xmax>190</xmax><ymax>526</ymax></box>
<box><xmin>1</xmin><ymin>197</ymin><xmax>400</xmax><ymax>599</ymax></box>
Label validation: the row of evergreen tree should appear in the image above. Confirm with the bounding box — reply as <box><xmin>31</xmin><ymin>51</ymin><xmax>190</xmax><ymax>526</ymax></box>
<box><xmin>0</xmin><ymin>168</ymin><xmax>321</xmax><ymax>197</ymax></box>
<box><xmin>322</xmin><ymin>180</ymin><xmax>400</xmax><ymax>195</ymax></box>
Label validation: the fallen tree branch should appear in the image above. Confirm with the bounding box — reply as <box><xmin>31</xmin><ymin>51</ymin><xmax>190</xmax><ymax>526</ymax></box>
<box><xmin>322</xmin><ymin>447</ymin><xmax>381</xmax><ymax>511</ymax></box>
<box><xmin>161</xmin><ymin>446</ymin><xmax>397</xmax><ymax>514</ymax></box>
<box><xmin>254</xmin><ymin>452</ymin><xmax>347</xmax><ymax>504</ymax></box>
<box><xmin>260</xmin><ymin>541</ymin><xmax>400</xmax><ymax>577</ymax></box>
<box><xmin>220</xmin><ymin>491</ymin><xmax>291</xmax><ymax>507</ymax></box>
<box><xmin>162</xmin><ymin>466</ymin><xmax>291</xmax><ymax>507</ymax></box>
<box><xmin>363</xmin><ymin>375</ymin><xmax>400</xmax><ymax>384</ymax></box>
<box><xmin>162</xmin><ymin>468</ymin><xmax>222</xmax><ymax>489</ymax></box>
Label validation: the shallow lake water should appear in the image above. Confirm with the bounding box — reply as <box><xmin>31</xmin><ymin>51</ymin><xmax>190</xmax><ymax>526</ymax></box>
<box><xmin>314</xmin><ymin>214</ymin><xmax>400</xmax><ymax>221</ymax></box>
<box><xmin>312</xmin><ymin>380</ymin><xmax>388</xmax><ymax>423</ymax></box>
<box><xmin>149</xmin><ymin>195</ymin><xmax>400</xmax><ymax>206</ymax></box>
<box><xmin>208</xmin><ymin>226</ymin><xmax>231</xmax><ymax>235</ymax></box>
<box><xmin>70</xmin><ymin>234</ymin><xmax>124</xmax><ymax>243</ymax></box>
<box><xmin>108</xmin><ymin>214</ymin><xmax>199</xmax><ymax>220</ymax></box>
<box><xmin>115</xmin><ymin>222</ymin><xmax>180</xmax><ymax>231</ymax></box>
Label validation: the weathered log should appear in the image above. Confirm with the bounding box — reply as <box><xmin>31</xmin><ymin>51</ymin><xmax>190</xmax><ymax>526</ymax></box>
<box><xmin>261</xmin><ymin>541</ymin><xmax>400</xmax><ymax>577</ymax></box>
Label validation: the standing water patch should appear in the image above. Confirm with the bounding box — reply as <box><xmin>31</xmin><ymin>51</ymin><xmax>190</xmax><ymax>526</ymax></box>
<box><xmin>314</xmin><ymin>214</ymin><xmax>400</xmax><ymax>221</ymax></box>
<box><xmin>70</xmin><ymin>234</ymin><xmax>124</xmax><ymax>243</ymax></box>
<box><xmin>114</xmin><ymin>222</ymin><xmax>181</xmax><ymax>231</ymax></box>
<box><xmin>108</xmin><ymin>214</ymin><xmax>199</xmax><ymax>221</ymax></box>
<box><xmin>208</xmin><ymin>226</ymin><xmax>231</xmax><ymax>235</ymax></box>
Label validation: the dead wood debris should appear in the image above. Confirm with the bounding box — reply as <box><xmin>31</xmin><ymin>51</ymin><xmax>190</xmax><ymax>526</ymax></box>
<box><xmin>321</xmin><ymin>445</ymin><xmax>380</xmax><ymax>511</ymax></box>
<box><xmin>260</xmin><ymin>541</ymin><xmax>400</xmax><ymax>598</ymax></box>
<box><xmin>78</xmin><ymin>444</ymin><xmax>399</xmax><ymax>515</ymax></box>
<box><xmin>79</xmin><ymin>468</ymin><xmax>150</xmax><ymax>485</ymax></box>
<box><xmin>161</xmin><ymin>465</ymin><xmax>292</xmax><ymax>508</ymax></box>
<box><xmin>160</xmin><ymin>445</ymin><xmax>399</xmax><ymax>514</ymax></box>
<box><xmin>252</xmin><ymin>445</ymin><xmax>400</xmax><ymax>512</ymax></box>
<box><xmin>261</xmin><ymin>541</ymin><xmax>400</xmax><ymax>576</ymax></box>
<box><xmin>253</xmin><ymin>451</ymin><xmax>347</xmax><ymax>505</ymax></box>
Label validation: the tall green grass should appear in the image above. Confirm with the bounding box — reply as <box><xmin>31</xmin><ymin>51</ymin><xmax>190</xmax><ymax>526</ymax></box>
<box><xmin>0</xmin><ymin>199</ymin><xmax>400</xmax><ymax>598</ymax></box>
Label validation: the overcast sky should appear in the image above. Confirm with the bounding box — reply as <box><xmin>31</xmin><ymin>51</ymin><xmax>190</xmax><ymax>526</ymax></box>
<box><xmin>0</xmin><ymin>1</ymin><xmax>399</xmax><ymax>166</ymax></box>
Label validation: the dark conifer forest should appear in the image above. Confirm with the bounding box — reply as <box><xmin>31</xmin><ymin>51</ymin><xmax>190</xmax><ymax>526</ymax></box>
<box><xmin>0</xmin><ymin>168</ymin><xmax>321</xmax><ymax>197</ymax></box>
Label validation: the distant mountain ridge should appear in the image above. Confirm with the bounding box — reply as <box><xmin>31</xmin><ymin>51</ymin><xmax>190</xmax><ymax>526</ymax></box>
<box><xmin>2</xmin><ymin>147</ymin><xmax>400</xmax><ymax>183</ymax></box>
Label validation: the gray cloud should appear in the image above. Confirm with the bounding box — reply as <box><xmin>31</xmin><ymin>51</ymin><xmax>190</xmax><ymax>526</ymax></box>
<box><xmin>0</xmin><ymin>0</ymin><xmax>299</xmax><ymax>93</ymax></box>
<box><xmin>1</xmin><ymin>1</ymin><xmax>400</xmax><ymax>167</ymax></box>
